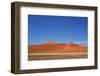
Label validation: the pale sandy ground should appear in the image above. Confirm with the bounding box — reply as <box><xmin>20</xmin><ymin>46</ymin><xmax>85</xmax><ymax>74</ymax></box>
<box><xmin>28</xmin><ymin>53</ymin><xmax>88</xmax><ymax>60</ymax></box>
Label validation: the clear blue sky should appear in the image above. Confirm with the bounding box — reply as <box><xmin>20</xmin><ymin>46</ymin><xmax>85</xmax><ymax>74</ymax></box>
<box><xmin>28</xmin><ymin>15</ymin><xmax>88</xmax><ymax>45</ymax></box>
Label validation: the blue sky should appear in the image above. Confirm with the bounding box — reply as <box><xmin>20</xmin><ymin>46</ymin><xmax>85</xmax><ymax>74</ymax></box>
<box><xmin>28</xmin><ymin>15</ymin><xmax>88</xmax><ymax>45</ymax></box>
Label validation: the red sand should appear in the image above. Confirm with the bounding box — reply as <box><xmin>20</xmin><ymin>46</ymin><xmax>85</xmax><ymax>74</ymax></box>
<box><xmin>28</xmin><ymin>42</ymin><xmax>88</xmax><ymax>53</ymax></box>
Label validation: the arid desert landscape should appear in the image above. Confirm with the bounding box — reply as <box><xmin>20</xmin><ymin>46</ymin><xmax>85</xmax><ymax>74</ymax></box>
<box><xmin>28</xmin><ymin>41</ymin><xmax>88</xmax><ymax>60</ymax></box>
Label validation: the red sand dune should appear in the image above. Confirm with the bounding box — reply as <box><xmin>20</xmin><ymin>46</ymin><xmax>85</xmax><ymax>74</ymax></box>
<box><xmin>28</xmin><ymin>42</ymin><xmax>88</xmax><ymax>53</ymax></box>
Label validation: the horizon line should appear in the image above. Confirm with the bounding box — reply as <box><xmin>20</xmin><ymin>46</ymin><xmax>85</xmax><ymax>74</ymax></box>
<box><xmin>28</xmin><ymin>41</ymin><xmax>87</xmax><ymax>45</ymax></box>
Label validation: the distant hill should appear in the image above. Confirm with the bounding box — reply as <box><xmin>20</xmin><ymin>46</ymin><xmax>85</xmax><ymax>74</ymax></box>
<box><xmin>41</xmin><ymin>41</ymin><xmax>58</xmax><ymax>45</ymax></box>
